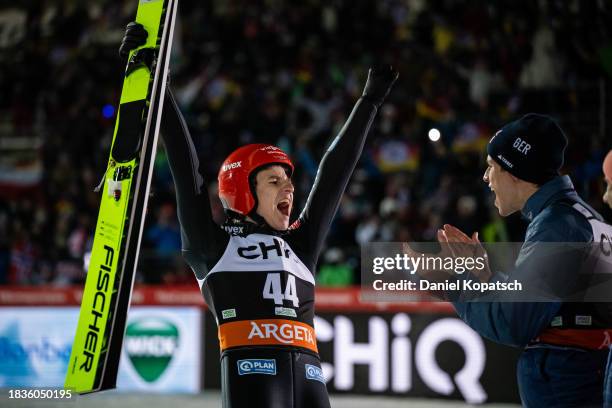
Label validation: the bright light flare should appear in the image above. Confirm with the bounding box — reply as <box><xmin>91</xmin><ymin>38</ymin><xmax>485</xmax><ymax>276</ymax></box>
<box><xmin>428</xmin><ymin>128</ymin><xmax>441</xmax><ymax>142</ymax></box>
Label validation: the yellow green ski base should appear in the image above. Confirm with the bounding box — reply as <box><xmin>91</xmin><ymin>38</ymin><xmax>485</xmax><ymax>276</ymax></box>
<box><xmin>65</xmin><ymin>0</ymin><xmax>178</xmax><ymax>394</ymax></box>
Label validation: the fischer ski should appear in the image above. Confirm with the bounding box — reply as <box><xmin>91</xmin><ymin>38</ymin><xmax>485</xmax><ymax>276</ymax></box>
<box><xmin>65</xmin><ymin>0</ymin><xmax>178</xmax><ymax>394</ymax></box>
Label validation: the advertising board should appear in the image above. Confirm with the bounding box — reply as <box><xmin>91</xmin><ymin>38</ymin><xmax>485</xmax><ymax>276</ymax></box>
<box><xmin>0</xmin><ymin>306</ymin><xmax>201</xmax><ymax>393</ymax></box>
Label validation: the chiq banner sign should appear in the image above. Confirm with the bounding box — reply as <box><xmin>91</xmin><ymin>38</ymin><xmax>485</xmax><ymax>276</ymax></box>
<box><xmin>316</xmin><ymin>314</ymin><xmax>496</xmax><ymax>403</ymax></box>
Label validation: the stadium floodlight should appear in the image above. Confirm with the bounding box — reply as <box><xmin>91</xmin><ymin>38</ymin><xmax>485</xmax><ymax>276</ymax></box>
<box><xmin>428</xmin><ymin>128</ymin><xmax>441</xmax><ymax>142</ymax></box>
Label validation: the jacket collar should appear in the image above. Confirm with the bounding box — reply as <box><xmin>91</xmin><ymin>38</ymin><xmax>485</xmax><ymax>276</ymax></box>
<box><xmin>521</xmin><ymin>175</ymin><xmax>575</xmax><ymax>222</ymax></box>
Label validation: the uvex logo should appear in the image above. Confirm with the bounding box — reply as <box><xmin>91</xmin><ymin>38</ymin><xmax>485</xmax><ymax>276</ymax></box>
<box><xmin>223</xmin><ymin>225</ymin><xmax>245</xmax><ymax>235</ymax></box>
<box><xmin>222</xmin><ymin>161</ymin><xmax>242</xmax><ymax>172</ymax></box>
<box><xmin>237</xmin><ymin>238</ymin><xmax>291</xmax><ymax>260</ymax></box>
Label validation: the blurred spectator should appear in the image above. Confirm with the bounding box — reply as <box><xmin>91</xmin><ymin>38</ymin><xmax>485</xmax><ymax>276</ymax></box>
<box><xmin>317</xmin><ymin>247</ymin><xmax>353</xmax><ymax>286</ymax></box>
<box><xmin>145</xmin><ymin>203</ymin><xmax>181</xmax><ymax>257</ymax></box>
<box><xmin>0</xmin><ymin>1</ymin><xmax>610</xmax><ymax>285</ymax></box>
<box><xmin>519</xmin><ymin>25</ymin><xmax>564</xmax><ymax>89</ymax></box>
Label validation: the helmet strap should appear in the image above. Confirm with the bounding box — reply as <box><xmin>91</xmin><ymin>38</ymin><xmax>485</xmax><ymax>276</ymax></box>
<box><xmin>247</xmin><ymin>211</ymin><xmax>267</xmax><ymax>226</ymax></box>
<box><xmin>222</xmin><ymin>212</ymin><xmax>284</xmax><ymax>237</ymax></box>
<box><xmin>222</xmin><ymin>209</ymin><xmax>266</xmax><ymax>228</ymax></box>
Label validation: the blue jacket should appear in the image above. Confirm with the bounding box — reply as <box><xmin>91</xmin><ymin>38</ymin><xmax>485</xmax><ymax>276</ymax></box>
<box><xmin>453</xmin><ymin>175</ymin><xmax>599</xmax><ymax>347</ymax></box>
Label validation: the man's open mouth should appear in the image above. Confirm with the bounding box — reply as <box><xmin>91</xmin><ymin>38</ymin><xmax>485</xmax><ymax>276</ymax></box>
<box><xmin>277</xmin><ymin>201</ymin><xmax>290</xmax><ymax>217</ymax></box>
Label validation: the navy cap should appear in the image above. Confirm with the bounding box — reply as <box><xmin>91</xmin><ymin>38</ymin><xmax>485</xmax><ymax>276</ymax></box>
<box><xmin>487</xmin><ymin>113</ymin><xmax>567</xmax><ymax>185</ymax></box>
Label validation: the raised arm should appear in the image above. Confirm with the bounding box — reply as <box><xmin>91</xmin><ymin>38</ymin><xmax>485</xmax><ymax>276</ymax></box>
<box><xmin>119</xmin><ymin>23</ymin><xmax>226</xmax><ymax>278</ymax></box>
<box><xmin>160</xmin><ymin>88</ymin><xmax>227</xmax><ymax>277</ymax></box>
<box><xmin>293</xmin><ymin>66</ymin><xmax>397</xmax><ymax>262</ymax></box>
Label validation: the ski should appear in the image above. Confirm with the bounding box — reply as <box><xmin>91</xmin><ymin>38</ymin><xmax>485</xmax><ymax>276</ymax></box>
<box><xmin>65</xmin><ymin>0</ymin><xmax>178</xmax><ymax>394</ymax></box>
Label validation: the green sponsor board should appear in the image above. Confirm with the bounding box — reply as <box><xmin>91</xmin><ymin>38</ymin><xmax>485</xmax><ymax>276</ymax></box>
<box><xmin>125</xmin><ymin>318</ymin><xmax>179</xmax><ymax>382</ymax></box>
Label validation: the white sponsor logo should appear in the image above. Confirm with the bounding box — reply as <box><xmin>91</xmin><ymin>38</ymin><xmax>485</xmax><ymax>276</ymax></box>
<box><xmin>305</xmin><ymin>364</ymin><xmax>326</xmax><ymax>383</ymax></box>
<box><xmin>497</xmin><ymin>154</ymin><xmax>514</xmax><ymax>169</ymax></box>
<box><xmin>275</xmin><ymin>306</ymin><xmax>297</xmax><ymax>318</ymax></box>
<box><xmin>490</xmin><ymin>129</ymin><xmax>502</xmax><ymax>142</ymax></box>
<box><xmin>223</xmin><ymin>225</ymin><xmax>245</xmax><ymax>235</ymax></box>
<box><xmin>222</xmin><ymin>161</ymin><xmax>242</xmax><ymax>172</ymax></box>
<box><xmin>314</xmin><ymin>314</ymin><xmax>487</xmax><ymax>404</ymax></box>
<box><xmin>237</xmin><ymin>359</ymin><xmax>276</xmax><ymax>375</ymax></box>
<box><xmin>550</xmin><ymin>316</ymin><xmax>563</xmax><ymax>327</ymax></box>
<box><xmin>575</xmin><ymin>315</ymin><xmax>592</xmax><ymax>326</ymax></box>
<box><xmin>247</xmin><ymin>321</ymin><xmax>315</xmax><ymax>346</ymax></box>
<box><xmin>512</xmin><ymin>138</ymin><xmax>531</xmax><ymax>155</ymax></box>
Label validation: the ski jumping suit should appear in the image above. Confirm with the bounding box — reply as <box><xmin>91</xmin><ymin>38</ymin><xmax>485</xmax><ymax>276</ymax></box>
<box><xmin>160</xmin><ymin>88</ymin><xmax>380</xmax><ymax>408</ymax></box>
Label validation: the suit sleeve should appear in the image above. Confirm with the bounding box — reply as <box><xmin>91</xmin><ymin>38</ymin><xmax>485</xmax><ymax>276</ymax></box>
<box><xmin>160</xmin><ymin>88</ymin><xmax>227</xmax><ymax>278</ymax></box>
<box><xmin>451</xmin><ymin>205</ymin><xmax>593</xmax><ymax>347</ymax></box>
<box><xmin>291</xmin><ymin>98</ymin><xmax>379</xmax><ymax>266</ymax></box>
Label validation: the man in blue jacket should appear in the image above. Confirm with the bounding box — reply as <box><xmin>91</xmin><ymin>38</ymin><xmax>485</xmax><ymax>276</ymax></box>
<box><xmin>440</xmin><ymin>114</ymin><xmax>612</xmax><ymax>407</ymax></box>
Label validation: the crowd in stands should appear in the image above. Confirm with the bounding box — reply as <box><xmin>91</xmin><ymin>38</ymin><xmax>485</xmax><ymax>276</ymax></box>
<box><xmin>1</xmin><ymin>0</ymin><xmax>610</xmax><ymax>286</ymax></box>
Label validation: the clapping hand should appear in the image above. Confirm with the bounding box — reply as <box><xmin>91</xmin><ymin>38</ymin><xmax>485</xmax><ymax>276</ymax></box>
<box><xmin>438</xmin><ymin>224</ymin><xmax>492</xmax><ymax>283</ymax></box>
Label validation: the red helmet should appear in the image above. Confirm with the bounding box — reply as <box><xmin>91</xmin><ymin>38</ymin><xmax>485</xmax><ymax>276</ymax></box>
<box><xmin>218</xmin><ymin>144</ymin><xmax>294</xmax><ymax>217</ymax></box>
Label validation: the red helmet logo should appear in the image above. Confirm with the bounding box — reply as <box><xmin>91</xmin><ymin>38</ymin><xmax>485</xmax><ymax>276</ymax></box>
<box><xmin>218</xmin><ymin>144</ymin><xmax>294</xmax><ymax>216</ymax></box>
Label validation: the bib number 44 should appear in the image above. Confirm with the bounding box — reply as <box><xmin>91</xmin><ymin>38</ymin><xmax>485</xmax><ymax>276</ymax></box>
<box><xmin>263</xmin><ymin>273</ymin><xmax>299</xmax><ymax>307</ymax></box>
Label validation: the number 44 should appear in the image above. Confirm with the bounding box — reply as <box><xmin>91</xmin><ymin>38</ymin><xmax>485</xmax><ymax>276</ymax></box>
<box><xmin>263</xmin><ymin>273</ymin><xmax>299</xmax><ymax>307</ymax></box>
